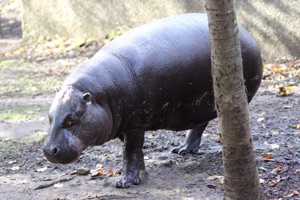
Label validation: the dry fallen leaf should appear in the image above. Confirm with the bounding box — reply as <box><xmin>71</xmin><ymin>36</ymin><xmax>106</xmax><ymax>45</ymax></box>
<box><xmin>207</xmin><ymin>175</ymin><xmax>223</xmax><ymax>180</ymax></box>
<box><xmin>90</xmin><ymin>165</ymin><xmax>104</xmax><ymax>178</ymax></box>
<box><xmin>107</xmin><ymin>168</ymin><xmax>113</xmax><ymax>174</ymax></box>
<box><xmin>259</xmin><ymin>179</ymin><xmax>265</xmax><ymax>184</ymax></box>
<box><xmin>264</xmin><ymin>141</ymin><xmax>280</xmax><ymax>149</ymax></box>
<box><xmin>258</xmin><ymin>166</ymin><xmax>267</xmax><ymax>172</ymax></box>
<box><xmin>90</xmin><ymin>171</ymin><xmax>100</xmax><ymax>178</ymax></box>
<box><xmin>207</xmin><ymin>175</ymin><xmax>224</xmax><ymax>185</ymax></box>
<box><xmin>272</xmin><ymin>67</ymin><xmax>280</xmax><ymax>73</ymax></box>
<box><xmin>267</xmin><ymin>176</ymin><xmax>282</xmax><ymax>187</ymax></box>
<box><xmin>284</xmin><ymin>193</ymin><xmax>295</xmax><ymax>198</ymax></box>
<box><xmin>278</xmin><ymin>86</ymin><xmax>287</xmax><ymax>97</ymax></box>
<box><xmin>293</xmin><ymin>190</ymin><xmax>300</xmax><ymax>195</ymax></box>
<box><xmin>207</xmin><ymin>184</ymin><xmax>217</xmax><ymax>189</ymax></box>
<box><xmin>215</xmin><ymin>137</ymin><xmax>221</xmax><ymax>143</ymax></box>
<box><xmin>97</xmin><ymin>166</ymin><xmax>104</xmax><ymax>176</ymax></box>
<box><xmin>8</xmin><ymin>160</ymin><xmax>17</xmax><ymax>164</ymax></box>
<box><xmin>219</xmin><ymin>177</ymin><xmax>224</xmax><ymax>185</ymax></box>
<box><xmin>271</xmin><ymin>167</ymin><xmax>283</xmax><ymax>174</ymax></box>
<box><xmin>90</xmin><ymin>165</ymin><xmax>118</xmax><ymax>178</ymax></box>
<box><xmin>70</xmin><ymin>170</ymin><xmax>77</xmax><ymax>175</ymax></box>
<box><xmin>288</xmin><ymin>123</ymin><xmax>300</xmax><ymax>130</ymax></box>
<box><xmin>262</xmin><ymin>153</ymin><xmax>273</xmax><ymax>160</ymax></box>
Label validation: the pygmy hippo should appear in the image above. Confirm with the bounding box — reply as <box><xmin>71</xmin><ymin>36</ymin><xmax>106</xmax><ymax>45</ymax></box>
<box><xmin>43</xmin><ymin>13</ymin><xmax>263</xmax><ymax>188</ymax></box>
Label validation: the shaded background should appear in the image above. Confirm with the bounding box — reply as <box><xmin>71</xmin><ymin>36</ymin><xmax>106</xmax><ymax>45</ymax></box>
<box><xmin>20</xmin><ymin>0</ymin><xmax>300</xmax><ymax>62</ymax></box>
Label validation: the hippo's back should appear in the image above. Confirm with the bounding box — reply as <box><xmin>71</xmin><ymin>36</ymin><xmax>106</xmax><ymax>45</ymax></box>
<box><xmin>90</xmin><ymin>13</ymin><xmax>263</xmax><ymax>130</ymax></box>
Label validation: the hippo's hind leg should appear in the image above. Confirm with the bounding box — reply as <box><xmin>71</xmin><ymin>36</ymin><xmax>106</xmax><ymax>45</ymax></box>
<box><xmin>172</xmin><ymin>122</ymin><xmax>208</xmax><ymax>154</ymax></box>
<box><xmin>116</xmin><ymin>129</ymin><xmax>145</xmax><ymax>188</ymax></box>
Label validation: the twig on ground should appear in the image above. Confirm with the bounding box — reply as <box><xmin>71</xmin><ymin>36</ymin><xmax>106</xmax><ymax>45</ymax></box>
<box><xmin>33</xmin><ymin>176</ymin><xmax>75</xmax><ymax>190</ymax></box>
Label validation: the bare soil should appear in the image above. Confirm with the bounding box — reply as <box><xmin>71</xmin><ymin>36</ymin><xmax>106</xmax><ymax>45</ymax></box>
<box><xmin>0</xmin><ymin>1</ymin><xmax>299</xmax><ymax>199</ymax></box>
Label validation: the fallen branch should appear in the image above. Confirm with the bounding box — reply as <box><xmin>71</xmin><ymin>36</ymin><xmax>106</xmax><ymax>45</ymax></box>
<box><xmin>33</xmin><ymin>176</ymin><xmax>75</xmax><ymax>190</ymax></box>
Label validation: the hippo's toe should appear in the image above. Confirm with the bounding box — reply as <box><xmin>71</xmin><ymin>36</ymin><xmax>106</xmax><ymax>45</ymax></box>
<box><xmin>116</xmin><ymin>176</ymin><xmax>141</xmax><ymax>188</ymax></box>
<box><xmin>172</xmin><ymin>143</ymin><xmax>199</xmax><ymax>154</ymax></box>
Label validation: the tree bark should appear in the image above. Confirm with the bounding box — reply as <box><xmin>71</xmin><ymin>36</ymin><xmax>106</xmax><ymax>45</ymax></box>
<box><xmin>205</xmin><ymin>1</ymin><xmax>264</xmax><ymax>199</ymax></box>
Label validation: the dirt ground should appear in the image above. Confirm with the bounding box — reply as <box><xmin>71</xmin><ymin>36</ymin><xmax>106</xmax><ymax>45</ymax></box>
<box><xmin>0</xmin><ymin>1</ymin><xmax>299</xmax><ymax>199</ymax></box>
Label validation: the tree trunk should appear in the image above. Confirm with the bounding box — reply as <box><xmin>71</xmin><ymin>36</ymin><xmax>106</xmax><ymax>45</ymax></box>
<box><xmin>205</xmin><ymin>1</ymin><xmax>264</xmax><ymax>199</ymax></box>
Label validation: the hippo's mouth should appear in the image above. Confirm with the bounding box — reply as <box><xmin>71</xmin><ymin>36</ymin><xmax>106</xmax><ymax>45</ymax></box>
<box><xmin>44</xmin><ymin>145</ymin><xmax>83</xmax><ymax>164</ymax></box>
<box><xmin>43</xmin><ymin>134</ymin><xmax>86</xmax><ymax>164</ymax></box>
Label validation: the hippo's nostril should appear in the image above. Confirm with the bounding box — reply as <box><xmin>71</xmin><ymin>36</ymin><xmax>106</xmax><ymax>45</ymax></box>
<box><xmin>51</xmin><ymin>147</ymin><xmax>59</xmax><ymax>155</ymax></box>
<box><xmin>43</xmin><ymin>145</ymin><xmax>60</xmax><ymax>156</ymax></box>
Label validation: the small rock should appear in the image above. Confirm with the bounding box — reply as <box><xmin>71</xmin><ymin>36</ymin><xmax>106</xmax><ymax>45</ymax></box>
<box><xmin>162</xmin><ymin>141</ymin><xmax>169</xmax><ymax>150</ymax></box>
<box><xmin>171</xmin><ymin>141</ymin><xmax>180</xmax><ymax>146</ymax></box>
<box><xmin>257</xmin><ymin>117</ymin><xmax>265</xmax><ymax>122</ymax></box>
<box><xmin>76</xmin><ymin>168</ymin><xmax>90</xmax><ymax>175</ymax></box>
<box><xmin>163</xmin><ymin>160</ymin><xmax>173</xmax><ymax>167</ymax></box>
<box><xmin>283</xmin><ymin>105</ymin><xmax>292</xmax><ymax>109</ymax></box>
<box><xmin>158</xmin><ymin>155</ymin><xmax>168</xmax><ymax>160</ymax></box>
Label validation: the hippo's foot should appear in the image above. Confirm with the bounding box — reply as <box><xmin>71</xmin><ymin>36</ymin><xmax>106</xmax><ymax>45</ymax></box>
<box><xmin>116</xmin><ymin>171</ymin><xmax>141</xmax><ymax>188</ymax></box>
<box><xmin>172</xmin><ymin>140</ymin><xmax>200</xmax><ymax>154</ymax></box>
<box><xmin>172</xmin><ymin>123</ymin><xmax>208</xmax><ymax>154</ymax></box>
<box><xmin>116</xmin><ymin>129</ymin><xmax>145</xmax><ymax>188</ymax></box>
<box><xmin>115</xmin><ymin>158</ymin><xmax>145</xmax><ymax>188</ymax></box>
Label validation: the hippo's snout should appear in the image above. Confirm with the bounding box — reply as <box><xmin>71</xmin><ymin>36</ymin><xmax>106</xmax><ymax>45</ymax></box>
<box><xmin>43</xmin><ymin>143</ymin><xmax>81</xmax><ymax>164</ymax></box>
<box><xmin>43</xmin><ymin>130</ymin><xmax>85</xmax><ymax>164</ymax></box>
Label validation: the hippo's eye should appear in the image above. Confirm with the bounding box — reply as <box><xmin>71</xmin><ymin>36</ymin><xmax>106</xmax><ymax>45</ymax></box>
<box><xmin>63</xmin><ymin>115</ymin><xmax>77</xmax><ymax>127</ymax></box>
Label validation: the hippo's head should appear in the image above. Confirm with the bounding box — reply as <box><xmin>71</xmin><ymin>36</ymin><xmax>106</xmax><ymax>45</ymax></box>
<box><xmin>43</xmin><ymin>86</ymin><xmax>113</xmax><ymax>164</ymax></box>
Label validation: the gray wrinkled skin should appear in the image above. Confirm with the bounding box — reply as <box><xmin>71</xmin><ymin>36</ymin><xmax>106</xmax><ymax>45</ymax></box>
<box><xmin>44</xmin><ymin>87</ymin><xmax>113</xmax><ymax>164</ymax></box>
<box><xmin>43</xmin><ymin>13</ymin><xmax>263</xmax><ymax>188</ymax></box>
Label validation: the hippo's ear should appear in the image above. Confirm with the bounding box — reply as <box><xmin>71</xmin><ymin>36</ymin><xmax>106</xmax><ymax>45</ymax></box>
<box><xmin>82</xmin><ymin>93</ymin><xmax>92</xmax><ymax>103</ymax></box>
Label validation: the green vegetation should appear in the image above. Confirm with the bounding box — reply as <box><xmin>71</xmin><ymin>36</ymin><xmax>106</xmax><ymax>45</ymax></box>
<box><xmin>106</xmin><ymin>27</ymin><xmax>129</xmax><ymax>41</ymax></box>
<box><xmin>0</xmin><ymin>140</ymin><xmax>25</xmax><ymax>155</ymax></box>
<box><xmin>0</xmin><ymin>59</ymin><xmax>62</xmax><ymax>97</ymax></box>
<box><xmin>21</xmin><ymin>131</ymin><xmax>47</xmax><ymax>144</ymax></box>
<box><xmin>0</xmin><ymin>105</ymin><xmax>42</xmax><ymax>123</ymax></box>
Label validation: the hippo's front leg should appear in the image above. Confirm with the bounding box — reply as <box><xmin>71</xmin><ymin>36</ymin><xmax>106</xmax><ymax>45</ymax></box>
<box><xmin>116</xmin><ymin>129</ymin><xmax>145</xmax><ymax>188</ymax></box>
